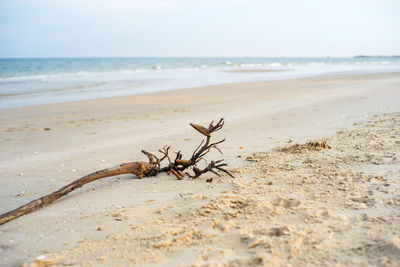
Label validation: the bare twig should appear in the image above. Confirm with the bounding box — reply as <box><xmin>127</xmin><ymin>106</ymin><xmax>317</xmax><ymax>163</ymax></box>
<box><xmin>0</xmin><ymin>162</ymin><xmax>154</xmax><ymax>225</ymax></box>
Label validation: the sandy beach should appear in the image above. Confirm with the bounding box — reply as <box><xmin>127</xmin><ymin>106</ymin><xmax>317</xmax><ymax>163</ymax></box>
<box><xmin>1</xmin><ymin>72</ymin><xmax>400</xmax><ymax>266</ymax></box>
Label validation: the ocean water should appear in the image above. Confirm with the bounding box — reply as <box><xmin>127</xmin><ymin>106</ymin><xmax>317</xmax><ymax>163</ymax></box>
<box><xmin>1</xmin><ymin>57</ymin><xmax>400</xmax><ymax>109</ymax></box>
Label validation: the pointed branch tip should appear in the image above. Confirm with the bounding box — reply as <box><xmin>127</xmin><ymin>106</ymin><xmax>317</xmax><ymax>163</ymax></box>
<box><xmin>190</xmin><ymin>123</ymin><xmax>211</xmax><ymax>137</ymax></box>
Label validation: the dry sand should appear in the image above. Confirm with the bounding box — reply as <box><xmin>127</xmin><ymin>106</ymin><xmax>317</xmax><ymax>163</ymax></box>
<box><xmin>0</xmin><ymin>72</ymin><xmax>399</xmax><ymax>266</ymax></box>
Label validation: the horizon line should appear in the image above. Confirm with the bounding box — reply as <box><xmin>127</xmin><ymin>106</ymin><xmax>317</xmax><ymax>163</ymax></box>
<box><xmin>0</xmin><ymin>56</ymin><xmax>373</xmax><ymax>59</ymax></box>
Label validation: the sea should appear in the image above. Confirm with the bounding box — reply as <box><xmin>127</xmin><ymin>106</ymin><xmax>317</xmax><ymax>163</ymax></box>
<box><xmin>1</xmin><ymin>57</ymin><xmax>400</xmax><ymax>109</ymax></box>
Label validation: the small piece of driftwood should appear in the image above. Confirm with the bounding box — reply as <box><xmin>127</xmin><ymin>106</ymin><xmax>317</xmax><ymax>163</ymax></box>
<box><xmin>0</xmin><ymin>119</ymin><xmax>233</xmax><ymax>225</ymax></box>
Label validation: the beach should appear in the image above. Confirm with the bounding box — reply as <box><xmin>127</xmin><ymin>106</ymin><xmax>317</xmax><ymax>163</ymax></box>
<box><xmin>0</xmin><ymin>72</ymin><xmax>400</xmax><ymax>266</ymax></box>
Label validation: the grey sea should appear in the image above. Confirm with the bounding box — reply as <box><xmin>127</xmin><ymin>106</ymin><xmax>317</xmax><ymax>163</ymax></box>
<box><xmin>1</xmin><ymin>57</ymin><xmax>400</xmax><ymax>109</ymax></box>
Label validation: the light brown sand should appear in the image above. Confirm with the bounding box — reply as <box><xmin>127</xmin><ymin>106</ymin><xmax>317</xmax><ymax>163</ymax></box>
<box><xmin>48</xmin><ymin>112</ymin><xmax>400</xmax><ymax>266</ymax></box>
<box><xmin>0</xmin><ymin>72</ymin><xmax>400</xmax><ymax>266</ymax></box>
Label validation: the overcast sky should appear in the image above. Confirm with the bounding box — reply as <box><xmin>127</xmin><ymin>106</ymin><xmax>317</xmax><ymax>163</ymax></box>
<box><xmin>0</xmin><ymin>0</ymin><xmax>399</xmax><ymax>58</ymax></box>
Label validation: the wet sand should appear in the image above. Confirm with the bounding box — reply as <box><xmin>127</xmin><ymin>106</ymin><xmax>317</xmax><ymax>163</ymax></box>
<box><xmin>225</xmin><ymin>69</ymin><xmax>287</xmax><ymax>73</ymax></box>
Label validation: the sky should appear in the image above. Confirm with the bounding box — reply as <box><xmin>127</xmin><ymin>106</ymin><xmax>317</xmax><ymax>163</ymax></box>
<box><xmin>0</xmin><ymin>0</ymin><xmax>399</xmax><ymax>58</ymax></box>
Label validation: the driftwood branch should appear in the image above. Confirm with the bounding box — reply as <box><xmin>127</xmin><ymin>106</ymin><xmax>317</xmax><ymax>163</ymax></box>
<box><xmin>0</xmin><ymin>118</ymin><xmax>233</xmax><ymax>225</ymax></box>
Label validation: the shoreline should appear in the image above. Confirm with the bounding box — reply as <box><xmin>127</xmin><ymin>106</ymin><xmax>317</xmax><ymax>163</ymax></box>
<box><xmin>224</xmin><ymin>68</ymin><xmax>289</xmax><ymax>73</ymax></box>
<box><xmin>1</xmin><ymin>70</ymin><xmax>400</xmax><ymax>110</ymax></box>
<box><xmin>0</xmin><ymin>72</ymin><xmax>400</xmax><ymax>266</ymax></box>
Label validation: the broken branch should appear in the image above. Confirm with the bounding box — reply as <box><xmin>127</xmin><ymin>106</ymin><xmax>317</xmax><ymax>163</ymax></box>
<box><xmin>0</xmin><ymin>118</ymin><xmax>233</xmax><ymax>225</ymax></box>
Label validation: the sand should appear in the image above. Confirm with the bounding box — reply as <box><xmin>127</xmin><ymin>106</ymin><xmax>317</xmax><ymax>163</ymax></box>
<box><xmin>0</xmin><ymin>72</ymin><xmax>399</xmax><ymax>266</ymax></box>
